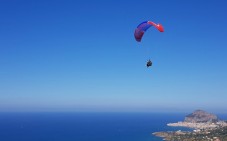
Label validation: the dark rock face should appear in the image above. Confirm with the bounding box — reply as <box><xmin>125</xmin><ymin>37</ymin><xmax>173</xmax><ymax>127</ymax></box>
<box><xmin>184</xmin><ymin>110</ymin><xmax>218</xmax><ymax>123</ymax></box>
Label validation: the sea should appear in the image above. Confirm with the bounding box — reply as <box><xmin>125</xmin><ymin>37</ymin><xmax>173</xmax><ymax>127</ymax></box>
<box><xmin>0</xmin><ymin>112</ymin><xmax>226</xmax><ymax>141</ymax></box>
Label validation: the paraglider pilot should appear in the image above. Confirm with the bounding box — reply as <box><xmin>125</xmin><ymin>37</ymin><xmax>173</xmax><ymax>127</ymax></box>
<box><xmin>146</xmin><ymin>59</ymin><xmax>152</xmax><ymax>68</ymax></box>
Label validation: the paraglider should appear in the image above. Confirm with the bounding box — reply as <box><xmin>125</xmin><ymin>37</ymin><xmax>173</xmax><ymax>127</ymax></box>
<box><xmin>146</xmin><ymin>59</ymin><xmax>152</xmax><ymax>68</ymax></box>
<box><xmin>134</xmin><ymin>20</ymin><xmax>164</xmax><ymax>68</ymax></box>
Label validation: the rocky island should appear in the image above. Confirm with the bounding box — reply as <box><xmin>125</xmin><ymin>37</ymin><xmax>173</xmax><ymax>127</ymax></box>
<box><xmin>153</xmin><ymin>110</ymin><xmax>227</xmax><ymax>141</ymax></box>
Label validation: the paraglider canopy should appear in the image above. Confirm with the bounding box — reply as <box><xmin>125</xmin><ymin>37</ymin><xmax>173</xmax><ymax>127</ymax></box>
<box><xmin>134</xmin><ymin>21</ymin><xmax>164</xmax><ymax>42</ymax></box>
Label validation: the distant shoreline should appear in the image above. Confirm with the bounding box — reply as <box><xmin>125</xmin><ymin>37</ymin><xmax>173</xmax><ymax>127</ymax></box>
<box><xmin>153</xmin><ymin>121</ymin><xmax>227</xmax><ymax>139</ymax></box>
<box><xmin>153</xmin><ymin>110</ymin><xmax>227</xmax><ymax>141</ymax></box>
<box><xmin>167</xmin><ymin>121</ymin><xmax>227</xmax><ymax>130</ymax></box>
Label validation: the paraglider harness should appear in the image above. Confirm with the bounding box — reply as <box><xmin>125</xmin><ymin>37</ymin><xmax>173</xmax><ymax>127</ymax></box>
<box><xmin>147</xmin><ymin>60</ymin><xmax>152</xmax><ymax>68</ymax></box>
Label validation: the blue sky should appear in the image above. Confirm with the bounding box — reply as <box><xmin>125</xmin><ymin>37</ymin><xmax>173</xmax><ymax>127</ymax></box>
<box><xmin>0</xmin><ymin>0</ymin><xmax>227</xmax><ymax>113</ymax></box>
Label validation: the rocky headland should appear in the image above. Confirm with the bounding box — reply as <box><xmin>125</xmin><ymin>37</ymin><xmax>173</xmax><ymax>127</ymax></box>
<box><xmin>185</xmin><ymin>110</ymin><xmax>218</xmax><ymax>123</ymax></box>
<box><xmin>153</xmin><ymin>110</ymin><xmax>227</xmax><ymax>141</ymax></box>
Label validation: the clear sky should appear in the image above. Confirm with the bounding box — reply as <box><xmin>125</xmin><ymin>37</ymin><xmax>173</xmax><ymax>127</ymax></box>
<box><xmin>0</xmin><ymin>0</ymin><xmax>227</xmax><ymax>113</ymax></box>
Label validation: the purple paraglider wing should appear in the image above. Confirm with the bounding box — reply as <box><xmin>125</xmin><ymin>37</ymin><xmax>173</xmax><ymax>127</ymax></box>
<box><xmin>134</xmin><ymin>21</ymin><xmax>164</xmax><ymax>42</ymax></box>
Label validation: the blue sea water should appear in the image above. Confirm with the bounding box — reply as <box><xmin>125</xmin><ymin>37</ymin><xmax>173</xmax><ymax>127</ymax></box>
<box><xmin>0</xmin><ymin>112</ymin><xmax>226</xmax><ymax>141</ymax></box>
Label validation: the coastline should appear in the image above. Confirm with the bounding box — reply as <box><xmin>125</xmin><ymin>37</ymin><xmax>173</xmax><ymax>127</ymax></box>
<box><xmin>167</xmin><ymin>121</ymin><xmax>227</xmax><ymax>130</ymax></box>
<box><xmin>153</xmin><ymin>121</ymin><xmax>227</xmax><ymax>141</ymax></box>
